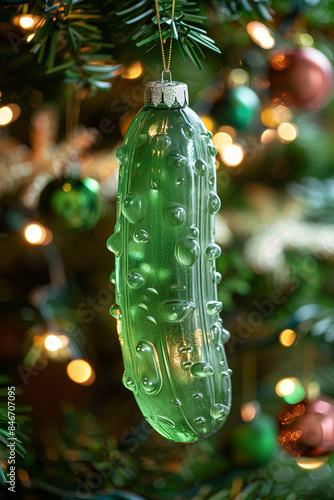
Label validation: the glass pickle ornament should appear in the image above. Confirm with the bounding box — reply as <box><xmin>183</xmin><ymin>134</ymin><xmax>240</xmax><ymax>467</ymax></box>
<box><xmin>108</xmin><ymin>76</ymin><xmax>232</xmax><ymax>443</ymax></box>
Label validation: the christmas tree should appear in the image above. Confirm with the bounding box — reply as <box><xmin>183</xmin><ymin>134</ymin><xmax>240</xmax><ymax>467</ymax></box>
<box><xmin>1</xmin><ymin>0</ymin><xmax>334</xmax><ymax>498</ymax></box>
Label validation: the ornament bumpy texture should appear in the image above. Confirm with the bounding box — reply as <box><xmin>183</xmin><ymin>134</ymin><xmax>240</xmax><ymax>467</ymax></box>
<box><xmin>108</xmin><ymin>97</ymin><xmax>232</xmax><ymax>443</ymax></box>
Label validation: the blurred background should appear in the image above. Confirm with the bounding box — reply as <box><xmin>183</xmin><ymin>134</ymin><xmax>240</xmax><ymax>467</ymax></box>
<box><xmin>1</xmin><ymin>0</ymin><xmax>334</xmax><ymax>499</ymax></box>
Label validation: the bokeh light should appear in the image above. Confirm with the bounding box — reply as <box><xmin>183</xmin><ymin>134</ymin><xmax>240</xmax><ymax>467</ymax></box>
<box><xmin>26</xmin><ymin>33</ymin><xmax>35</xmax><ymax>42</ymax></box>
<box><xmin>200</xmin><ymin>116</ymin><xmax>215</xmax><ymax>133</ymax></box>
<box><xmin>278</xmin><ymin>122</ymin><xmax>299</xmax><ymax>143</ymax></box>
<box><xmin>241</xmin><ymin>402</ymin><xmax>257</xmax><ymax>422</ymax></box>
<box><xmin>44</xmin><ymin>335</ymin><xmax>64</xmax><ymax>352</ymax></box>
<box><xmin>261</xmin><ymin>128</ymin><xmax>277</xmax><ymax>144</ymax></box>
<box><xmin>66</xmin><ymin>359</ymin><xmax>95</xmax><ymax>385</ymax></box>
<box><xmin>279</xmin><ymin>329</ymin><xmax>296</xmax><ymax>347</ymax></box>
<box><xmin>24</xmin><ymin>223</ymin><xmax>45</xmax><ymax>244</ymax></box>
<box><xmin>247</xmin><ymin>22</ymin><xmax>275</xmax><ymax>49</ymax></box>
<box><xmin>276</xmin><ymin>377</ymin><xmax>305</xmax><ymax>403</ymax></box>
<box><xmin>213</xmin><ymin>131</ymin><xmax>233</xmax><ymax>150</ymax></box>
<box><xmin>229</xmin><ymin>68</ymin><xmax>249</xmax><ymax>86</ymax></box>
<box><xmin>122</xmin><ymin>61</ymin><xmax>143</xmax><ymax>79</ymax></box>
<box><xmin>222</xmin><ymin>144</ymin><xmax>244</xmax><ymax>167</ymax></box>
<box><xmin>0</xmin><ymin>106</ymin><xmax>13</xmax><ymax>126</ymax></box>
<box><xmin>276</xmin><ymin>378</ymin><xmax>296</xmax><ymax>397</ymax></box>
<box><xmin>296</xmin><ymin>457</ymin><xmax>328</xmax><ymax>470</ymax></box>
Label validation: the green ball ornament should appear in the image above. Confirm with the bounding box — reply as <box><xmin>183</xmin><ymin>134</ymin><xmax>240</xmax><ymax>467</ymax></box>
<box><xmin>39</xmin><ymin>177</ymin><xmax>102</xmax><ymax>232</ymax></box>
<box><xmin>230</xmin><ymin>413</ymin><xmax>277</xmax><ymax>466</ymax></box>
<box><xmin>214</xmin><ymin>86</ymin><xmax>261</xmax><ymax>131</ymax></box>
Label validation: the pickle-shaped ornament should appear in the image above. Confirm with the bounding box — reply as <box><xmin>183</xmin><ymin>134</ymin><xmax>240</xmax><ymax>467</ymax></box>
<box><xmin>108</xmin><ymin>74</ymin><xmax>232</xmax><ymax>443</ymax></box>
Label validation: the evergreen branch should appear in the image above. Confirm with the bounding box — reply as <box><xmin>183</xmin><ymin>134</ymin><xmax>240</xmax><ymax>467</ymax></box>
<box><xmin>112</xmin><ymin>0</ymin><xmax>221</xmax><ymax>68</ymax></box>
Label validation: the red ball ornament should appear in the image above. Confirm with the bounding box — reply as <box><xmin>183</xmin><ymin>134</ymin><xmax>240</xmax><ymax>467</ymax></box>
<box><xmin>278</xmin><ymin>397</ymin><xmax>334</xmax><ymax>458</ymax></box>
<box><xmin>269</xmin><ymin>47</ymin><xmax>334</xmax><ymax>111</ymax></box>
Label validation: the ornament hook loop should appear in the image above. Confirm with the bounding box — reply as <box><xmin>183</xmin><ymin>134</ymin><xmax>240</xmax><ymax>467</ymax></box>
<box><xmin>161</xmin><ymin>70</ymin><xmax>172</xmax><ymax>84</ymax></box>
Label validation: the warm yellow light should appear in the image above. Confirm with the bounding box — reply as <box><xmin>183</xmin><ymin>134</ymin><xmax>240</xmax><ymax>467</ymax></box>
<box><xmin>24</xmin><ymin>223</ymin><xmax>46</xmax><ymax>244</ymax></box>
<box><xmin>278</xmin><ymin>122</ymin><xmax>298</xmax><ymax>143</ymax></box>
<box><xmin>261</xmin><ymin>129</ymin><xmax>277</xmax><ymax>145</ymax></box>
<box><xmin>241</xmin><ymin>402</ymin><xmax>257</xmax><ymax>422</ymax></box>
<box><xmin>247</xmin><ymin>22</ymin><xmax>275</xmax><ymax>49</ymax></box>
<box><xmin>67</xmin><ymin>359</ymin><xmax>95</xmax><ymax>385</ymax></box>
<box><xmin>26</xmin><ymin>33</ymin><xmax>35</xmax><ymax>42</ymax></box>
<box><xmin>296</xmin><ymin>456</ymin><xmax>328</xmax><ymax>470</ymax></box>
<box><xmin>279</xmin><ymin>329</ymin><xmax>296</xmax><ymax>347</ymax></box>
<box><xmin>261</xmin><ymin>108</ymin><xmax>279</xmax><ymax>128</ymax></box>
<box><xmin>200</xmin><ymin>116</ymin><xmax>215</xmax><ymax>133</ymax></box>
<box><xmin>222</xmin><ymin>144</ymin><xmax>244</xmax><ymax>167</ymax></box>
<box><xmin>122</xmin><ymin>61</ymin><xmax>143</xmax><ymax>79</ymax></box>
<box><xmin>19</xmin><ymin>15</ymin><xmax>35</xmax><ymax>29</ymax></box>
<box><xmin>276</xmin><ymin>378</ymin><xmax>296</xmax><ymax>397</ymax></box>
<box><xmin>218</xmin><ymin>126</ymin><xmax>236</xmax><ymax>140</ymax></box>
<box><xmin>44</xmin><ymin>335</ymin><xmax>63</xmax><ymax>352</ymax></box>
<box><xmin>62</xmin><ymin>183</ymin><xmax>72</xmax><ymax>192</ymax></box>
<box><xmin>0</xmin><ymin>106</ymin><xmax>13</xmax><ymax>126</ymax></box>
<box><xmin>213</xmin><ymin>132</ymin><xmax>233</xmax><ymax>151</ymax></box>
<box><xmin>229</xmin><ymin>68</ymin><xmax>249</xmax><ymax>86</ymax></box>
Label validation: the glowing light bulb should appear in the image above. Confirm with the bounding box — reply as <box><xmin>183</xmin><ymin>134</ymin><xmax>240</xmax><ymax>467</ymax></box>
<box><xmin>19</xmin><ymin>16</ymin><xmax>35</xmax><ymax>29</ymax></box>
<box><xmin>276</xmin><ymin>378</ymin><xmax>296</xmax><ymax>397</ymax></box>
<box><xmin>279</xmin><ymin>329</ymin><xmax>296</xmax><ymax>347</ymax></box>
<box><xmin>44</xmin><ymin>335</ymin><xmax>64</xmax><ymax>352</ymax></box>
<box><xmin>222</xmin><ymin>144</ymin><xmax>244</xmax><ymax>167</ymax></box>
<box><xmin>122</xmin><ymin>61</ymin><xmax>143</xmax><ymax>79</ymax></box>
<box><xmin>0</xmin><ymin>106</ymin><xmax>13</xmax><ymax>126</ymax></box>
<box><xmin>278</xmin><ymin>122</ymin><xmax>298</xmax><ymax>143</ymax></box>
<box><xmin>247</xmin><ymin>22</ymin><xmax>275</xmax><ymax>49</ymax></box>
<box><xmin>24</xmin><ymin>223</ymin><xmax>46</xmax><ymax>244</ymax></box>
<box><xmin>66</xmin><ymin>360</ymin><xmax>95</xmax><ymax>385</ymax></box>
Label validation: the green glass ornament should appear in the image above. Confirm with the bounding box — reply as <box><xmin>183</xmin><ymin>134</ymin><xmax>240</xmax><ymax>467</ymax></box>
<box><xmin>214</xmin><ymin>86</ymin><xmax>261</xmax><ymax>131</ymax></box>
<box><xmin>108</xmin><ymin>77</ymin><xmax>232</xmax><ymax>443</ymax></box>
<box><xmin>230</xmin><ymin>413</ymin><xmax>277</xmax><ymax>466</ymax></box>
<box><xmin>39</xmin><ymin>177</ymin><xmax>102</xmax><ymax>232</ymax></box>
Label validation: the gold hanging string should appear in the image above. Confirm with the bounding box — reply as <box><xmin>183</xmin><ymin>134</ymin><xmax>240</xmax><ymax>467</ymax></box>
<box><xmin>154</xmin><ymin>0</ymin><xmax>176</xmax><ymax>72</ymax></box>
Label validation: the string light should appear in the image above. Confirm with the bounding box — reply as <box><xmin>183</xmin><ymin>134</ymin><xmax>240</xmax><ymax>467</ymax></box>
<box><xmin>247</xmin><ymin>21</ymin><xmax>275</xmax><ymax>49</ymax></box>
<box><xmin>222</xmin><ymin>144</ymin><xmax>244</xmax><ymax>167</ymax></box>
<box><xmin>26</xmin><ymin>33</ymin><xmax>35</xmax><ymax>42</ymax></box>
<box><xmin>13</xmin><ymin>14</ymin><xmax>42</xmax><ymax>30</ymax></box>
<box><xmin>0</xmin><ymin>106</ymin><xmax>13</xmax><ymax>126</ymax></box>
<box><xmin>279</xmin><ymin>329</ymin><xmax>296</xmax><ymax>347</ymax></box>
<box><xmin>66</xmin><ymin>359</ymin><xmax>95</xmax><ymax>385</ymax></box>
<box><xmin>277</xmin><ymin>122</ymin><xmax>299</xmax><ymax>143</ymax></box>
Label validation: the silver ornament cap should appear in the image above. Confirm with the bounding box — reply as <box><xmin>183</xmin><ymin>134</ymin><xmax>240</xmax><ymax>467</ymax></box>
<box><xmin>144</xmin><ymin>71</ymin><xmax>189</xmax><ymax>108</ymax></box>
